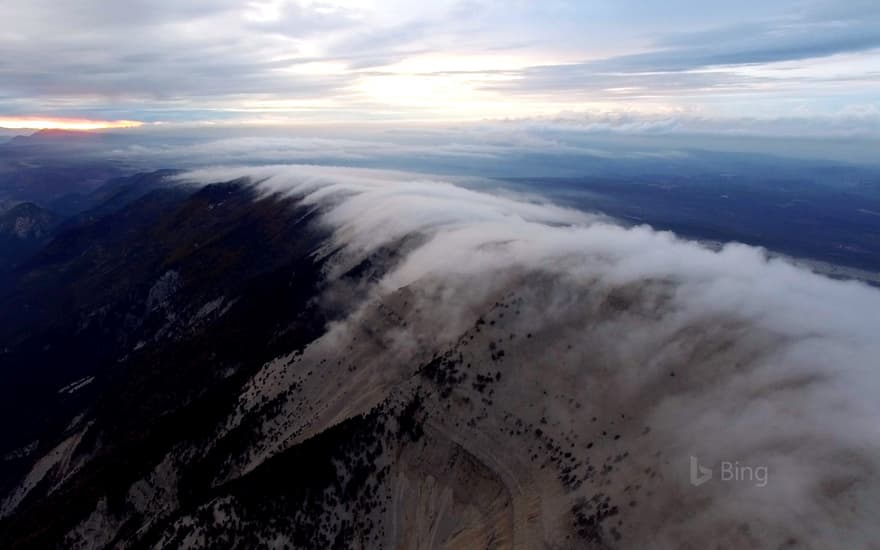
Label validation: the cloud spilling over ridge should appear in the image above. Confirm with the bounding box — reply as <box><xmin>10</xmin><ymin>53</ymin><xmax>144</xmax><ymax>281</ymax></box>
<box><xmin>180</xmin><ymin>165</ymin><xmax>880</xmax><ymax>545</ymax></box>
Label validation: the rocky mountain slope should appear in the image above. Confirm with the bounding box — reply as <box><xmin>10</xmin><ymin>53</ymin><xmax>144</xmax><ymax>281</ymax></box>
<box><xmin>1</xmin><ymin>166</ymin><xmax>878</xmax><ymax>549</ymax></box>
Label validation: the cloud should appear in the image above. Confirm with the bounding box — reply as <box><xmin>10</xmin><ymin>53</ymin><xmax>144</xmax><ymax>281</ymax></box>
<box><xmin>84</xmin><ymin>112</ymin><xmax>880</xmax><ymax>176</ymax></box>
<box><xmin>479</xmin><ymin>2</ymin><xmax>880</xmax><ymax>113</ymax></box>
<box><xmin>1</xmin><ymin>0</ymin><xmax>878</xmax><ymax>124</ymax></box>
<box><xmin>632</xmin><ymin>20</ymin><xmax>880</xmax><ymax>71</ymax></box>
<box><xmin>0</xmin><ymin>0</ymin><xmax>359</xmax><ymax>119</ymax></box>
<box><xmin>177</xmin><ymin>164</ymin><xmax>880</xmax><ymax>545</ymax></box>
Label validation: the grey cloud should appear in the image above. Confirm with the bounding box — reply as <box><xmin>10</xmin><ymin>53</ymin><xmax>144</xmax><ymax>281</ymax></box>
<box><xmin>0</xmin><ymin>0</ymin><xmax>242</xmax><ymax>28</ymax></box>
<box><xmin>493</xmin><ymin>2</ymin><xmax>880</xmax><ymax>100</ymax></box>
<box><xmin>484</xmin><ymin>66</ymin><xmax>765</xmax><ymax>98</ymax></box>
<box><xmin>638</xmin><ymin>23</ymin><xmax>880</xmax><ymax>71</ymax></box>
<box><xmin>0</xmin><ymin>0</ymin><xmax>359</xmax><ymax>117</ymax></box>
<box><xmin>243</xmin><ymin>2</ymin><xmax>359</xmax><ymax>38</ymax></box>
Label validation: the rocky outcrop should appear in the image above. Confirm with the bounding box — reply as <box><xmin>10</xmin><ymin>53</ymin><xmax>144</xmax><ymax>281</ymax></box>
<box><xmin>0</xmin><ymin>202</ymin><xmax>58</xmax><ymax>270</ymax></box>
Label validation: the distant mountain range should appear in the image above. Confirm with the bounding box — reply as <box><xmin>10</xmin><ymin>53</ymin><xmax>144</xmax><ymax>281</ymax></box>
<box><xmin>0</xmin><ymin>131</ymin><xmax>129</xmax><ymax>213</ymax></box>
<box><xmin>4</xmin><ymin>129</ymin><xmax>110</xmax><ymax>146</ymax></box>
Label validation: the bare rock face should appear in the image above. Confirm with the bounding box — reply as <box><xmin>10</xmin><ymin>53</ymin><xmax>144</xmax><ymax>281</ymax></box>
<box><xmin>0</xmin><ymin>203</ymin><xmax>56</xmax><ymax>239</ymax></box>
<box><xmin>146</xmin><ymin>271</ymin><xmax>181</xmax><ymax>313</ymax></box>
<box><xmin>0</xmin><ymin>202</ymin><xmax>59</xmax><ymax>270</ymax></box>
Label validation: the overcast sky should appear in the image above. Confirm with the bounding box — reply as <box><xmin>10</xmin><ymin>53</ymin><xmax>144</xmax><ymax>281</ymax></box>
<box><xmin>0</xmin><ymin>0</ymin><xmax>879</xmax><ymax>135</ymax></box>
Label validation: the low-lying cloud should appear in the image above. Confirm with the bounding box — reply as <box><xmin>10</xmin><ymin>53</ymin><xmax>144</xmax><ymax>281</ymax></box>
<box><xmin>179</xmin><ymin>164</ymin><xmax>880</xmax><ymax>546</ymax></box>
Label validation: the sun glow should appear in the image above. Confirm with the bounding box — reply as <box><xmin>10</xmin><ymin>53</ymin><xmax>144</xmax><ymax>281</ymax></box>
<box><xmin>0</xmin><ymin>117</ymin><xmax>143</xmax><ymax>131</ymax></box>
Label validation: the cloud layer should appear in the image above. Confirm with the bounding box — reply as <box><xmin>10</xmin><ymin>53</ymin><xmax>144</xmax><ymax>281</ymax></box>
<box><xmin>179</xmin><ymin>164</ymin><xmax>880</xmax><ymax>545</ymax></box>
<box><xmin>1</xmin><ymin>0</ymin><xmax>878</xmax><ymax>127</ymax></box>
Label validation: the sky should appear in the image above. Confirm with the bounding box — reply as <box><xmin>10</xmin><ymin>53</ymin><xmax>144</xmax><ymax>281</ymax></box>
<box><xmin>0</xmin><ymin>0</ymin><xmax>879</xmax><ymax>136</ymax></box>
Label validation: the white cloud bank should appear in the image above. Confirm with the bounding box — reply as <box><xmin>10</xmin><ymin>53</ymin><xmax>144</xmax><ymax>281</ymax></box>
<box><xmin>180</xmin><ymin>164</ymin><xmax>880</xmax><ymax>546</ymax></box>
